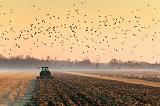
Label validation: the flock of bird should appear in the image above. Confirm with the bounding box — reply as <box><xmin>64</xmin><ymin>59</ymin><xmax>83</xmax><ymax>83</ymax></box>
<box><xmin>0</xmin><ymin>0</ymin><xmax>160</xmax><ymax>62</ymax></box>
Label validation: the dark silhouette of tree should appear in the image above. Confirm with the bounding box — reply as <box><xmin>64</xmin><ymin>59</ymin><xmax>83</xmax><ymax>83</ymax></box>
<box><xmin>46</xmin><ymin>56</ymin><xmax>51</xmax><ymax>61</ymax></box>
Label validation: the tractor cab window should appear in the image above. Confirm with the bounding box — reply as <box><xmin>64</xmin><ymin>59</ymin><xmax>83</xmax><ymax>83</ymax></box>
<box><xmin>42</xmin><ymin>67</ymin><xmax>48</xmax><ymax>72</ymax></box>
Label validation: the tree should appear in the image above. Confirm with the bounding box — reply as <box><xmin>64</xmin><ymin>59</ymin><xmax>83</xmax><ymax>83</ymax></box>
<box><xmin>46</xmin><ymin>56</ymin><xmax>51</xmax><ymax>61</ymax></box>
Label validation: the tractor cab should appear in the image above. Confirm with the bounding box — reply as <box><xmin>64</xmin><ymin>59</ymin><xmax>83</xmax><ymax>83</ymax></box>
<box><xmin>37</xmin><ymin>67</ymin><xmax>53</xmax><ymax>79</ymax></box>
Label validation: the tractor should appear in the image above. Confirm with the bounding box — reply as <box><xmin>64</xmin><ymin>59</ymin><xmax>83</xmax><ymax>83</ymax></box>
<box><xmin>37</xmin><ymin>67</ymin><xmax>53</xmax><ymax>79</ymax></box>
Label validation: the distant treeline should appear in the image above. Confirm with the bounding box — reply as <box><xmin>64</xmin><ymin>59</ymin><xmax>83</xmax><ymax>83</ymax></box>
<box><xmin>109</xmin><ymin>59</ymin><xmax>160</xmax><ymax>69</ymax></box>
<box><xmin>0</xmin><ymin>55</ymin><xmax>97</xmax><ymax>69</ymax></box>
<box><xmin>0</xmin><ymin>54</ymin><xmax>160</xmax><ymax>70</ymax></box>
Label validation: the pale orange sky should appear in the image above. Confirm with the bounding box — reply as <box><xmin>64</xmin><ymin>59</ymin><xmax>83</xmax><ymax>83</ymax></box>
<box><xmin>0</xmin><ymin>0</ymin><xmax>160</xmax><ymax>63</ymax></box>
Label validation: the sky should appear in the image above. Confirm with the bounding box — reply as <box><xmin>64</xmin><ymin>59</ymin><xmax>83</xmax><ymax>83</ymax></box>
<box><xmin>0</xmin><ymin>0</ymin><xmax>160</xmax><ymax>63</ymax></box>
